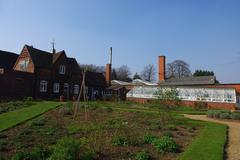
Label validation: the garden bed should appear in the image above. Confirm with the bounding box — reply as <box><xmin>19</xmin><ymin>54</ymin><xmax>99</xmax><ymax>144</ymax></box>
<box><xmin>0</xmin><ymin>103</ymin><xmax>201</xmax><ymax>160</ymax></box>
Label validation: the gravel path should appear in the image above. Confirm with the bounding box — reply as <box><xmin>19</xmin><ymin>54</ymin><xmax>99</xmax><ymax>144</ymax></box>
<box><xmin>184</xmin><ymin>114</ymin><xmax>240</xmax><ymax>160</ymax></box>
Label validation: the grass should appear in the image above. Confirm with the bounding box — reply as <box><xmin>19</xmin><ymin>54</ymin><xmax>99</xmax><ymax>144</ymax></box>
<box><xmin>0</xmin><ymin>101</ymin><xmax>61</xmax><ymax>132</ymax></box>
<box><xmin>178</xmin><ymin>121</ymin><xmax>227</xmax><ymax>160</ymax></box>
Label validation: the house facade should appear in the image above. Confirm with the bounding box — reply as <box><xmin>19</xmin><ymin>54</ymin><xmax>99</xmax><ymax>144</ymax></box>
<box><xmin>0</xmin><ymin>45</ymin><xmax>107</xmax><ymax>100</ymax></box>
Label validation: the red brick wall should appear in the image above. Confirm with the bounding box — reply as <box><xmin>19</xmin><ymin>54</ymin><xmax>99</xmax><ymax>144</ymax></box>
<box><xmin>13</xmin><ymin>46</ymin><xmax>35</xmax><ymax>73</ymax></box>
<box><xmin>106</xmin><ymin>64</ymin><xmax>111</xmax><ymax>86</ymax></box>
<box><xmin>127</xmin><ymin>97</ymin><xmax>236</xmax><ymax>110</ymax></box>
<box><xmin>158</xmin><ymin>56</ymin><xmax>165</xmax><ymax>82</ymax></box>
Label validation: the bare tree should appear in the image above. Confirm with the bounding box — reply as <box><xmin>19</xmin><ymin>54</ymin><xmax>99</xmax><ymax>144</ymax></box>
<box><xmin>166</xmin><ymin>60</ymin><xmax>191</xmax><ymax>78</ymax></box>
<box><xmin>141</xmin><ymin>64</ymin><xmax>156</xmax><ymax>82</ymax></box>
<box><xmin>116</xmin><ymin>65</ymin><xmax>132</xmax><ymax>82</ymax></box>
<box><xmin>79</xmin><ymin>64</ymin><xmax>105</xmax><ymax>73</ymax></box>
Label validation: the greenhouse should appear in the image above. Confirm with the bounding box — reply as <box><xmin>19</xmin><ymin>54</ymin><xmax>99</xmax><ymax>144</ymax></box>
<box><xmin>127</xmin><ymin>86</ymin><xmax>237</xmax><ymax>103</ymax></box>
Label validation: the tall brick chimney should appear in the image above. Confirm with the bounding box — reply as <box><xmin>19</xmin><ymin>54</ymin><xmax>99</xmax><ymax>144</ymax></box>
<box><xmin>105</xmin><ymin>47</ymin><xmax>112</xmax><ymax>86</ymax></box>
<box><xmin>158</xmin><ymin>56</ymin><xmax>166</xmax><ymax>82</ymax></box>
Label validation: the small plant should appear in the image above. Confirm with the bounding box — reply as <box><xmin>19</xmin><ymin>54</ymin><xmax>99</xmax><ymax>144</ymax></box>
<box><xmin>219</xmin><ymin>112</ymin><xmax>230</xmax><ymax>119</ymax></box>
<box><xmin>230</xmin><ymin>112</ymin><xmax>240</xmax><ymax>120</ymax></box>
<box><xmin>135</xmin><ymin>150</ymin><xmax>151</xmax><ymax>160</ymax></box>
<box><xmin>11</xmin><ymin>145</ymin><xmax>50</xmax><ymax>160</ymax></box>
<box><xmin>152</xmin><ymin>136</ymin><xmax>179</xmax><ymax>153</ymax></box>
<box><xmin>49</xmin><ymin>137</ymin><xmax>81</xmax><ymax>160</ymax></box>
<box><xmin>31</xmin><ymin>117</ymin><xmax>47</xmax><ymax>126</ymax></box>
<box><xmin>187</xmin><ymin>126</ymin><xmax>196</xmax><ymax>133</ymax></box>
<box><xmin>143</xmin><ymin>134</ymin><xmax>158</xmax><ymax>144</ymax></box>
<box><xmin>112</xmin><ymin>136</ymin><xmax>128</xmax><ymax>146</ymax></box>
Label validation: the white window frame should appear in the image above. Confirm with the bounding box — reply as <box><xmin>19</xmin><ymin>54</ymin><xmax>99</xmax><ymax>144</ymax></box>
<box><xmin>40</xmin><ymin>80</ymin><xmax>48</xmax><ymax>92</ymax></box>
<box><xmin>59</xmin><ymin>65</ymin><xmax>66</xmax><ymax>74</ymax></box>
<box><xmin>73</xmin><ymin>84</ymin><xmax>79</xmax><ymax>94</ymax></box>
<box><xmin>53</xmin><ymin>83</ymin><xmax>60</xmax><ymax>93</ymax></box>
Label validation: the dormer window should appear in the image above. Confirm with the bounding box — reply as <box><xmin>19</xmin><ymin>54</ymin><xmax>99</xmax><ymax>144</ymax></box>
<box><xmin>59</xmin><ymin>65</ymin><xmax>66</xmax><ymax>74</ymax></box>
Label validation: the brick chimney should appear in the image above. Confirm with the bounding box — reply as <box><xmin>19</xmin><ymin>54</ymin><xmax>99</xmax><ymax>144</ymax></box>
<box><xmin>158</xmin><ymin>56</ymin><xmax>166</xmax><ymax>82</ymax></box>
<box><xmin>105</xmin><ymin>47</ymin><xmax>112</xmax><ymax>86</ymax></box>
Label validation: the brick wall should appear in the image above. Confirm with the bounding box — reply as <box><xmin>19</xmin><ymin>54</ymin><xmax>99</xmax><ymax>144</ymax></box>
<box><xmin>127</xmin><ymin>97</ymin><xmax>236</xmax><ymax>110</ymax></box>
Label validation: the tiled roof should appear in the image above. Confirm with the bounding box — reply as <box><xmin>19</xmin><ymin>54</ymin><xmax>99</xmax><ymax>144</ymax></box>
<box><xmin>0</xmin><ymin>50</ymin><xmax>18</xmax><ymax>70</ymax></box>
<box><xmin>159</xmin><ymin>76</ymin><xmax>216</xmax><ymax>86</ymax></box>
<box><xmin>25</xmin><ymin>45</ymin><xmax>53</xmax><ymax>69</ymax></box>
<box><xmin>85</xmin><ymin>71</ymin><xmax>107</xmax><ymax>87</ymax></box>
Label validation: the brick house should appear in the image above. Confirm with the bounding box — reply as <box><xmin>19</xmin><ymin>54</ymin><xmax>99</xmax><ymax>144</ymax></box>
<box><xmin>0</xmin><ymin>45</ymin><xmax>107</xmax><ymax>100</ymax></box>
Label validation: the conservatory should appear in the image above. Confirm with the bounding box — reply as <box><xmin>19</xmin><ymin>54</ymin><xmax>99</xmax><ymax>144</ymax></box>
<box><xmin>127</xmin><ymin>86</ymin><xmax>237</xmax><ymax>104</ymax></box>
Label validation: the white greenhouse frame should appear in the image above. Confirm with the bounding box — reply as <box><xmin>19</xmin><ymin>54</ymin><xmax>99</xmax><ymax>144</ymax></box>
<box><xmin>127</xmin><ymin>86</ymin><xmax>237</xmax><ymax>104</ymax></box>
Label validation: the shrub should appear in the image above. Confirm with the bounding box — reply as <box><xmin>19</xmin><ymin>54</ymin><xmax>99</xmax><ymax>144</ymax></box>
<box><xmin>230</xmin><ymin>112</ymin><xmax>240</xmax><ymax>120</ymax></box>
<box><xmin>112</xmin><ymin>136</ymin><xmax>128</xmax><ymax>146</ymax></box>
<box><xmin>207</xmin><ymin>110</ymin><xmax>230</xmax><ymax>118</ymax></box>
<box><xmin>49</xmin><ymin>137</ymin><xmax>81</xmax><ymax>160</ymax></box>
<box><xmin>143</xmin><ymin>134</ymin><xmax>158</xmax><ymax>144</ymax></box>
<box><xmin>135</xmin><ymin>150</ymin><xmax>151</xmax><ymax>160</ymax></box>
<box><xmin>152</xmin><ymin>136</ymin><xmax>179</xmax><ymax>153</ymax></box>
<box><xmin>219</xmin><ymin>112</ymin><xmax>230</xmax><ymax>119</ymax></box>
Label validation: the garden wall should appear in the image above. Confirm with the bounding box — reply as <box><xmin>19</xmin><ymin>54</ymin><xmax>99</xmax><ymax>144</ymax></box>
<box><xmin>127</xmin><ymin>97</ymin><xmax>236</xmax><ymax>110</ymax></box>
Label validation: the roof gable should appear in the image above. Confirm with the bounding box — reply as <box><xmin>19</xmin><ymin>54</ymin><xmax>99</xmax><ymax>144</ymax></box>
<box><xmin>24</xmin><ymin>45</ymin><xmax>53</xmax><ymax>69</ymax></box>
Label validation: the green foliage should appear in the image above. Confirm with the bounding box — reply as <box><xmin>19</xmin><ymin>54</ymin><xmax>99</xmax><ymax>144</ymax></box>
<box><xmin>143</xmin><ymin>134</ymin><xmax>158</xmax><ymax>144</ymax></box>
<box><xmin>105</xmin><ymin>107</ymin><xmax>113</xmax><ymax>112</ymax></box>
<box><xmin>166</xmin><ymin>124</ymin><xmax>177</xmax><ymax>131</ymax></box>
<box><xmin>163</xmin><ymin>132</ymin><xmax>173</xmax><ymax>137</ymax></box>
<box><xmin>62</xmin><ymin>101</ymin><xmax>74</xmax><ymax>115</ymax></box>
<box><xmin>133</xmin><ymin>72</ymin><xmax>142</xmax><ymax>80</ymax></box>
<box><xmin>135</xmin><ymin>150</ymin><xmax>151</xmax><ymax>160</ymax></box>
<box><xmin>49</xmin><ymin>137</ymin><xmax>81</xmax><ymax>160</ymax></box>
<box><xmin>230</xmin><ymin>112</ymin><xmax>240</xmax><ymax>120</ymax></box>
<box><xmin>81</xmin><ymin>151</ymin><xmax>96</xmax><ymax>160</ymax></box>
<box><xmin>207</xmin><ymin>110</ymin><xmax>240</xmax><ymax>120</ymax></box>
<box><xmin>219</xmin><ymin>112</ymin><xmax>230</xmax><ymax>119</ymax></box>
<box><xmin>0</xmin><ymin>101</ymin><xmax>60</xmax><ymax>132</ymax></box>
<box><xmin>0</xmin><ymin>100</ymin><xmax>36</xmax><ymax>114</ymax></box>
<box><xmin>193</xmin><ymin>70</ymin><xmax>214</xmax><ymax>77</ymax></box>
<box><xmin>179</xmin><ymin>123</ymin><xmax>227</xmax><ymax>160</ymax></box>
<box><xmin>152</xmin><ymin>136</ymin><xmax>179</xmax><ymax>153</ymax></box>
<box><xmin>112</xmin><ymin>136</ymin><xmax>128</xmax><ymax>146</ymax></box>
<box><xmin>11</xmin><ymin>145</ymin><xmax>50</xmax><ymax>160</ymax></box>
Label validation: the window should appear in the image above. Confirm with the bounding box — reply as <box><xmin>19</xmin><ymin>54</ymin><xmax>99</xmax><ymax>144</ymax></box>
<box><xmin>0</xmin><ymin>68</ymin><xmax>4</xmax><ymax>75</ymax></box>
<box><xmin>40</xmin><ymin>81</ymin><xmax>47</xmax><ymax>92</ymax></box>
<box><xmin>53</xmin><ymin>83</ymin><xmax>59</xmax><ymax>93</ymax></box>
<box><xmin>19</xmin><ymin>59</ymin><xmax>29</xmax><ymax>71</ymax></box>
<box><xmin>74</xmin><ymin>85</ymin><xmax>79</xmax><ymax>94</ymax></box>
<box><xmin>59</xmin><ymin>65</ymin><xmax>66</xmax><ymax>74</ymax></box>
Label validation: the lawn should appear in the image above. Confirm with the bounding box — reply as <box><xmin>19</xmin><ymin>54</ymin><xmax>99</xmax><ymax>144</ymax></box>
<box><xmin>0</xmin><ymin>101</ymin><xmax>61</xmax><ymax>132</ymax></box>
<box><xmin>0</xmin><ymin>101</ymin><xmax>227</xmax><ymax>160</ymax></box>
<box><xmin>178</xmin><ymin>121</ymin><xmax>227</xmax><ymax>160</ymax></box>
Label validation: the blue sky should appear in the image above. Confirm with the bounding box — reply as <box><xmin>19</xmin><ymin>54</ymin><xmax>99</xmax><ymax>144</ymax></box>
<box><xmin>0</xmin><ymin>0</ymin><xmax>239</xmax><ymax>83</ymax></box>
